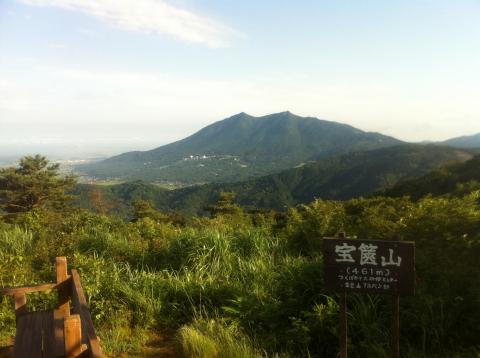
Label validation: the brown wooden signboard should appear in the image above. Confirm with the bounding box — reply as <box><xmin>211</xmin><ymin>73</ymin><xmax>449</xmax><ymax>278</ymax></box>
<box><xmin>323</xmin><ymin>236</ymin><xmax>415</xmax><ymax>358</ymax></box>
<box><xmin>323</xmin><ymin>238</ymin><xmax>415</xmax><ymax>296</ymax></box>
<box><xmin>323</xmin><ymin>233</ymin><xmax>415</xmax><ymax>358</ymax></box>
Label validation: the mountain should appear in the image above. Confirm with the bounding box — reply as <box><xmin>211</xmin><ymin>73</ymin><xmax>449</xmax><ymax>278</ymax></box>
<box><xmin>383</xmin><ymin>154</ymin><xmax>480</xmax><ymax>199</ymax></box>
<box><xmin>441</xmin><ymin>133</ymin><xmax>480</xmax><ymax>149</ymax></box>
<box><xmin>77</xmin><ymin>112</ymin><xmax>402</xmax><ymax>184</ymax></box>
<box><xmin>76</xmin><ymin>144</ymin><xmax>472</xmax><ymax>216</ymax></box>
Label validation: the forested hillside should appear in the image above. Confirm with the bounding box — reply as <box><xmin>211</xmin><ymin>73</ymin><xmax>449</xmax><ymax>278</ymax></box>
<box><xmin>77</xmin><ymin>112</ymin><xmax>401</xmax><ymax>184</ymax></box>
<box><xmin>1</xmin><ymin>156</ymin><xmax>479</xmax><ymax>357</ymax></box>
<box><xmin>384</xmin><ymin>154</ymin><xmax>480</xmax><ymax>199</ymax></box>
<box><xmin>75</xmin><ymin>144</ymin><xmax>472</xmax><ymax>216</ymax></box>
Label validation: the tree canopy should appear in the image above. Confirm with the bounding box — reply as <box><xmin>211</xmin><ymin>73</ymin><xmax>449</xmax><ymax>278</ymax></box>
<box><xmin>0</xmin><ymin>155</ymin><xmax>76</xmax><ymax>217</ymax></box>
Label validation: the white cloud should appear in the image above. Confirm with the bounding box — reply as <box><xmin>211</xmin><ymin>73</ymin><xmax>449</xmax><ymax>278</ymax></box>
<box><xmin>20</xmin><ymin>0</ymin><xmax>240</xmax><ymax>47</ymax></box>
<box><xmin>2</xmin><ymin>65</ymin><xmax>480</xmax><ymax>143</ymax></box>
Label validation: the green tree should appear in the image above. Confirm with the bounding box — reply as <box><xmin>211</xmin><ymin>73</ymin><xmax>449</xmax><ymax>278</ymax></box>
<box><xmin>205</xmin><ymin>191</ymin><xmax>242</xmax><ymax>218</ymax></box>
<box><xmin>131</xmin><ymin>199</ymin><xmax>168</xmax><ymax>222</ymax></box>
<box><xmin>0</xmin><ymin>155</ymin><xmax>76</xmax><ymax>217</ymax></box>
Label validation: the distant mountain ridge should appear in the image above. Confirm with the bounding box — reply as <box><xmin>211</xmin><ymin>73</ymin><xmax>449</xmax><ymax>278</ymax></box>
<box><xmin>440</xmin><ymin>133</ymin><xmax>480</xmax><ymax>149</ymax></box>
<box><xmin>77</xmin><ymin>111</ymin><xmax>402</xmax><ymax>184</ymax></box>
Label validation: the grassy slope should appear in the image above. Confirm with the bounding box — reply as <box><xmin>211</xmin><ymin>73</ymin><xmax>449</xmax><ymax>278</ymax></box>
<box><xmin>2</xmin><ymin>194</ymin><xmax>480</xmax><ymax>357</ymax></box>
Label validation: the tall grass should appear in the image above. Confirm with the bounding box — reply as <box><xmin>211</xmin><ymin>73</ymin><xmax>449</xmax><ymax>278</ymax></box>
<box><xmin>178</xmin><ymin>318</ymin><xmax>265</xmax><ymax>358</ymax></box>
<box><xmin>1</xmin><ymin>195</ymin><xmax>479</xmax><ymax>356</ymax></box>
<box><xmin>0</xmin><ymin>225</ymin><xmax>35</xmax><ymax>287</ymax></box>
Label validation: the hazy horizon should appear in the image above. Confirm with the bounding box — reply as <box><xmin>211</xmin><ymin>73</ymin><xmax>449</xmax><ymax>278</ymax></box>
<box><xmin>1</xmin><ymin>109</ymin><xmax>480</xmax><ymax>164</ymax></box>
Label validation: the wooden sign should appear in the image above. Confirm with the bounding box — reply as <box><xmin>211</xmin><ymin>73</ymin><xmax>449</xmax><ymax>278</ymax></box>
<box><xmin>323</xmin><ymin>238</ymin><xmax>415</xmax><ymax>296</ymax></box>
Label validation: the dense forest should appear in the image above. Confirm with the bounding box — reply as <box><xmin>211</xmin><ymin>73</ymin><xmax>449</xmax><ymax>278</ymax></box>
<box><xmin>384</xmin><ymin>154</ymin><xmax>480</xmax><ymax>199</ymax></box>
<box><xmin>74</xmin><ymin>144</ymin><xmax>473</xmax><ymax>217</ymax></box>
<box><xmin>1</xmin><ymin>155</ymin><xmax>480</xmax><ymax>357</ymax></box>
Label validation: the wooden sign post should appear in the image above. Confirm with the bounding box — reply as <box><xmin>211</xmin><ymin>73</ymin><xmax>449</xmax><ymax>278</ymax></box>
<box><xmin>323</xmin><ymin>236</ymin><xmax>415</xmax><ymax>357</ymax></box>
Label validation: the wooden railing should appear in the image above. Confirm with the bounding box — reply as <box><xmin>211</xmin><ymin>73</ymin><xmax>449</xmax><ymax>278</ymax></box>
<box><xmin>70</xmin><ymin>269</ymin><xmax>102</xmax><ymax>356</ymax></box>
<box><xmin>0</xmin><ymin>257</ymin><xmax>103</xmax><ymax>358</ymax></box>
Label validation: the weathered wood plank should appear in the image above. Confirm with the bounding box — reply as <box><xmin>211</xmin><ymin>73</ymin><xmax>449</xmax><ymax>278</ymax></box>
<box><xmin>64</xmin><ymin>314</ymin><xmax>82</xmax><ymax>357</ymax></box>
<box><xmin>44</xmin><ymin>310</ymin><xmax>65</xmax><ymax>358</ymax></box>
<box><xmin>13</xmin><ymin>310</ymin><xmax>52</xmax><ymax>358</ymax></box>
<box><xmin>0</xmin><ymin>283</ymin><xmax>56</xmax><ymax>296</ymax></box>
<box><xmin>70</xmin><ymin>269</ymin><xmax>103</xmax><ymax>357</ymax></box>
<box><xmin>56</xmin><ymin>257</ymin><xmax>71</xmax><ymax>317</ymax></box>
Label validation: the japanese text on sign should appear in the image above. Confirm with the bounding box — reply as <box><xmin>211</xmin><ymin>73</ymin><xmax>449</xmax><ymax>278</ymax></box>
<box><xmin>323</xmin><ymin>238</ymin><xmax>415</xmax><ymax>296</ymax></box>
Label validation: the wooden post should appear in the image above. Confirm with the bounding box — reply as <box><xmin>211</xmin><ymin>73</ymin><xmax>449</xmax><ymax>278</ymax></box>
<box><xmin>392</xmin><ymin>295</ymin><xmax>400</xmax><ymax>358</ymax></box>
<box><xmin>336</xmin><ymin>231</ymin><xmax>348</xmax><ymax>358</ymax></box>
<box><xmin>56</xmin><ymin>256</ymin><xmax>70</xmax><ymax>317</ymax></box>
<box><xmin>64</xmin><ymin>314</ymin><xmax>83</xmax><ymax>357</ymax></box>
<box><xmin>14</xmin><ymin>292</ymin><xmax>27</xmax><ymax>318</ymax></box>
<box><xmin>340</xmin><ymin>290</ymin><xmax>348</xmax><ymax>358</ymax></box>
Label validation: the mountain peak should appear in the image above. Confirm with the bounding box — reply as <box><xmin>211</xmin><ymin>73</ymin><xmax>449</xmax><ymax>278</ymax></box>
<box><xmin>229</xmin><ymin>112</ymin><xmax>252</xmax><ymax>119</ymax></box>
<box><xmin>230</xmin><ymin>111</ymin><xmax>296</xmax><ymax>120</ymax></box>
<box><xmin>265</xmin><ymin>110</ymin><xmax>296</xmax><ymax>118</ymax></box>
<box><xmin>79</xmin><ymin>111</ymin><xmax>403</xmax><ymax>184</ymax></box>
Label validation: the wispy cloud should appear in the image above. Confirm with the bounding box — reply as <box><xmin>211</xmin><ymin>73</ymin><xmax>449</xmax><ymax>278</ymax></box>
<box><xmin>20</xmin><ymin>0</ymin><xmax>240</xmax><ymax>47</ymax></box>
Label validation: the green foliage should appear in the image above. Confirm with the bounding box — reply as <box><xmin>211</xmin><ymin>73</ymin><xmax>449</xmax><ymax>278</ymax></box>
<box><xmin>0</xmin><ymin>155</ymin><xmax>76</xmax><ymax>219</ymax></box>
<box><xmin>285</xmin><ymin>195</ymin><xmax>480</xmax><ymax>356</ymax></box>
<box><xmin>131</xmin><ymin>199</ymin><xmax>171</xmax><ymax>223</ymax></box>
<box><xmin>0</xmin><ymin>297</ymin><xmax>15</xmax><ymax>342</ymax></box>
<box><xmin>284</xmin><ymin>199</ymin><xmax>345</xmax><ymax>254</ymax></box>
<box><xmin>178</xmin><ymin>318</ymin><xmax>264</xmax><ymax>358</ymax></box>
<box><xmin>384</xmin><ymin>154</ymin><xmax>480</xmax><ymax>199</ymax></box>
<box><xmin>0</xmin><ymin>225</ymin><xmax>35</xmax><ymax>286</ymax></box>
<box><xmin>75</xmin><ymin>145</ymin><xmax>472</xmax><ymax>217</ymax></box>
<box><xmin>1</xmin><ymin>175</ymin><xmax>479</xmax><ymax>356</ymax></box>
<box><xmin>205</xmin><ymin>191</ymin><xmax>242</xmax><ymax>218</ymax></box>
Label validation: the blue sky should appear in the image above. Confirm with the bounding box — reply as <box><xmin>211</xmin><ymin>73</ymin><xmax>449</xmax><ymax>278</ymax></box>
<box><xmin>1</xmin><ymin>0</ymin><xmax>480</xmax><ymax>155</ymax></box>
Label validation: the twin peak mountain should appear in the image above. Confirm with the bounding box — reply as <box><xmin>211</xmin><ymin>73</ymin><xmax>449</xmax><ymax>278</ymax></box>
<box><xmin>80</xmin><ymin>111</ymin><xmax>403</xmax><ymax>184</ymax></box>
